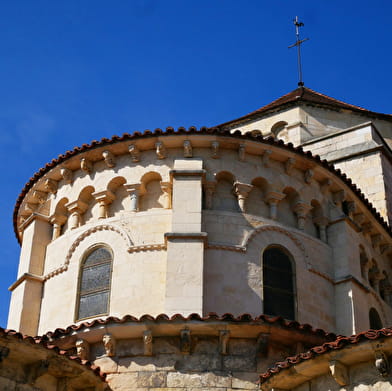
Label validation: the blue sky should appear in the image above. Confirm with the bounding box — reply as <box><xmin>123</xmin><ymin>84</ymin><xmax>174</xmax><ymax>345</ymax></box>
<box><xmin>1</xmin><ymin>0</ymin><xmax>391</xmax><ymax>331</ymax></box>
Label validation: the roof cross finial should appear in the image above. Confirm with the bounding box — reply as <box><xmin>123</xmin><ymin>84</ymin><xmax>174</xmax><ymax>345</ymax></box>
<box><xmin>288</xmin><ymin>16</ymin><xmax>309</xmax><ymax>87</ymax></box>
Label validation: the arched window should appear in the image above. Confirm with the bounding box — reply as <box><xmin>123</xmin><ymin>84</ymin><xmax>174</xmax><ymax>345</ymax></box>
<box><xmin>76</xmin><ymin>246</ymin><xmax>113</xmax><ymax>321</ymax></box>
<box><xmin>369</xmin><ymin>308</ymin><xmax>383</xmax><ymax>329</ymax></box>
<box><xmin>263</xmin><ymin>246</ymin><xmax>295</xmax><ymax>320</ymax></box>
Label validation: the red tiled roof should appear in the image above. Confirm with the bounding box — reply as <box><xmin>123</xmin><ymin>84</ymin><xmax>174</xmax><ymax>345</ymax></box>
<box><xmin>0</xmin><ymin>327</ymin><xmax>106</xmax><ymax>381</ymax></box>
<box><xmin>13</xmin><ymin>127</ymin><xmax>392</xmax><ymax>244</ymax></box>
<box><xmin>259</xmin><ymin>327</ymin><xmax>392</xmax><ymax>384</ymax></box>
<box><xmin>217</xmin><ymin>87</ymin><xmax>392</xmax><ymax>128</ymax></box>
<box><xmin>42</xmin><ymin>312</ymin><xmax>337</xmax><ymax>341</ymax></box>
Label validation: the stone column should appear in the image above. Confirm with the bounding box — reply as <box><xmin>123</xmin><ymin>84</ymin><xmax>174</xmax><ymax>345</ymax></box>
<box><xmin>313</xmin><ymin>216</ymin><xmax>329</xmax><ymax>243</ymax></box>
<box><xmin>160</xmin><ymin>182</ymin><xmax>172</xmax><ymax>209</ymax></box>
<box><xmin>65</xmin><ymin>200</ymin><xmax>88</xmax><ymax>229</ymax></box>
<box><xmin>233</xmin><ymin>182</ymin><xmax>253</xmax><ymax>213</ymax></box>
<box><xmin>124</xmin><ymin>183</ymin><xmax>145</xmax><ymax>212</ymax></box>
<box><xmin>92</xmin><ymin>190</ymin><xmax>115</xmax><ymax>219</ymax></box>
<box><xmin>49</xmin><ymin>214</ymin><xmax>67</xmax><ymax>240</ymax></box>
<box><xmin>264</xmin><ymin>191</ymin><xmax>286</xmax><ymax>220</ymax></box>
<box><xmin>203</xmin><ymin>181</ymin><xmax>216</xmax><ymax>210</ymax></box>
<box><xmin>293</xmin><ymin>200</ymin><xmax>312</xmax><ymax>230</ymax></box>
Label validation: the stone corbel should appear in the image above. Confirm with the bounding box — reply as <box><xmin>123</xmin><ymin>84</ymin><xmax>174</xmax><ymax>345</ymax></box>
<box><xmin>76</xmin><ymin>339</ymin><xmax>90</xmax><ymax>361</ymax></box>
<box><xmin>80</xmin><ymin>158</ymin><xmax>93</xmax><ymax>174</ymax></box>
<box><xmin>293</xmin><ymin>200</ymin><xmax>312</xmax><ymax>230</ymax></box>
<box><xmin>66</xmin><ymin>200</ymin><xmax>88</xmax><ymax>229</ymax></box>
<box><xmin>261</xmin><ymin>149</ymin><xmax>272</xmax><ymax>167</ymax></box>
<box><xmin>102</xmin><ymin>150</ymin><xmax>116</xmax><ymax>168</ymax></box>
<box><xmin>264</xmin><ymin>191</ymin><xmax>286</xmax><ymax>220</ymax></box>
<box><xmin>346</xmin><ymin>201</ymin><xmax>356</xmax><ymax>218</ymax></box>
<box><xmin>219</xmin><ymin>330</ymin><xmax>230</xmax><ymax>355</ymax></box>
<box><xmin>313</xmin><ymin>216</ymin><xmax>329</xmax><ymax>243</ymax></box>
<box><xmin>25</xmin><ymin>202</ymin><xmax>38</xmax><ymax>213</ymax></box>
<box><xmin>238</xmin><ymin>144</ymin><xmax>246</xmax><ymax>162</ymax></box>
<box><xmin>26</xmin><ymin>360</ymin><xmax>50</xmax><ymax>384</ymax></box>
<box><xmin>375</xmin><ymin>350</ymin><xmax>390</xmax><ymax>377</ymax></box>
<box><xmin>183</xmin><ymin>140</ymin><xmax>193</xmax><ymax>158</ymax></box>
<box><xmin>180</xmin><ymin>329</ymin><xmax>191</xmax><ymax>354</ymax></box>
<box><xmin>92</xmin><ymin>190</ymin><xmax>115</xmax><ymax>219</ymax></box>
<box><xmin>60</xmin><ymin>167</ymin><xmax>73</xmax><ymax>183</ymax></box>
<box><xmin>332</xmin><ymin>189</ymin><xmax>346</xmax><ymax>207</ymax></box>
<box><xmin>211</xmin><ymin>141</ymin><xmax>219</xmax><ymax>159</ymax></box>
<box><xmin>204</xmin><ymin>181</ymin><xmax>216</xmax><ymax>209</ymax></box>
<box><xmin>155</xmin><ymin>141</ymin><xmax>166</xmax><ymax>159</ymax></box>
<box><xmin>0</xmin><ymin>346</ymin><xmax>9</xmax><ymax>362</ymax></box>
<box><xmin>256</xmin><ymin>333</ymin><xmax>270</xmax><ymax>357</ymax></box>
<box><xmin>321</xmin><ymin>178</ymin><xmax>332</xmax><ymax>194</ymax></box>
<box><xmin>160</xmin><ymin>182</ymin><xmax>172</xmax><ymax>209</ymax></box>
<box><xmin>33</xmin><ymin>190</ymin><xmax>48</xmax><ymax>204</ymax></box>
<box><xmin>371</xmin><ymin>234</ymin><xmax>382</xmax><ymax>249</ymax></box>
<box><xmin>380</xmin><ymin>244</ymin><xmax>392</xmax><ymax>255</ymax></box>
<box><xmin>49</xmin><ymin>213</ymin><xmax>68</xmax><ymax>240</ymax></box>
<box><xmin>354</xmin><ymin>213</ymin><xmax>366</xmax><ymax>226</ymax></box>
<box><xmin>44</xmin><ymin>178</ymin><xmax>58</xmax><ymax>194</ymax></box>
<box><xmin>103</xmin><ymin>333</ymin><xmax>116</xmax><ymax>357</ymax></box>
<box><xmin>124</xmin><ymin>183</ymin><xmax>146</xmax><ymax>212</ymax></box>
<box><xmin>304</xmin><ymin>169</ymin><xmax>314</xmax><ymax>184</ymax></box>
<box><xmin>362</xmin><ymin>222</ymin><xmax>373</xmax><ymax>235</ymax></box>
<box><xmin>129</xmin><ymin>144</ymin><xmax>140</xmax><ymax>162</ymax></box>
<box><xmin>143</xmin><ymin>330</ymin><xmax>153</xmax><ymax>356</ymax></box>
<box><xmin>285</xmin><ymin>157</ymin><xmax>296</xmax><ymax>175</ymax></box>
<box><xmin>329</xmin><ymin>360</ymin><xmax>349</xmax><ymax>386</ymax></box>
<box><xmin>233</xmin><ymin>182</ymin><xmax>253</xmax><ymax>213</ymax></box>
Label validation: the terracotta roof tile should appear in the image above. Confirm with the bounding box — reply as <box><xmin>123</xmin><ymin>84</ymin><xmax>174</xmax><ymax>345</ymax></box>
<box><xmin>259</xmin><ymin>327</ymin><xmax>392</xmax><ymax>383</ymax></box>
<box><xmin>13</xmin><ymin>127</ymin><xmax>392</xmax><ymax>244</ymax></box>
<box><xmin>217</xmin><ymin>86</ymin><xmax>392</xmax><ymax>128</ymax></box>
<box><xmin>42</xmin><ymin>313</ymin><xmax>337</xmax><ymax>341</ymax></box>
<box><xmin>0</xmin><ymin>327</ymin><xmax>106</xmax><ymax>381</ymax></box>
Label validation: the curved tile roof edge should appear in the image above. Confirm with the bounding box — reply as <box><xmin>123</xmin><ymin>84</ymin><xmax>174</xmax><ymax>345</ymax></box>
<box><xmin>13</xmin><ymin>127</ymin><xmax>392</xmax><ymax>243</ymax></box>
<box><xmin>41</xmin><ymin>312</ymin><xmax>337</xmax><ymax>340</ymax></box>
<box><xmin>0</xmin><ymin>327</ymin><xmax>106</xmax><ymax>381</ymax></box>
<box><xmin>259</xmin><ymin>327</ymin><xmax>392</xmax><ymax>383</ymax></box>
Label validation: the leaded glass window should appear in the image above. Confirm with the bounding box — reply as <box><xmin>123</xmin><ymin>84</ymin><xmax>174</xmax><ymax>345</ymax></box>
<box><xmin>77</xmin><ymin>246</ymin><xmax>113</xmax><ymax>320</ymax></box>
<box><xmin>263</xmin><ymin>246</ymin><xmax>295</xmax><ymax>320</ymax></box>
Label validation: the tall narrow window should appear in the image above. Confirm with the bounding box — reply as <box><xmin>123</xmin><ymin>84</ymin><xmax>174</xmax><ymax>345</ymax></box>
<box><xmin>77</xmin><ymin>246</ymin><xmax>113</xmax><ymax>321</ymax></box>
<box><xmin>263</xmin><ymin>246</ymin><xmax>295</xmax><ymax>320</ymax></box>
<box><xmin>369</xmin><ymin>308</ymin><xmax>383</xmax><ymax>330</ymax></box>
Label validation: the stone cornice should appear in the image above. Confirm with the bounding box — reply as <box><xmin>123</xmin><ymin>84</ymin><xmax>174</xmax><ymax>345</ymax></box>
<box><xmin>8</xmin><ymin>272</ymin><xmax>44</xmax><ymax>291</ymax></box>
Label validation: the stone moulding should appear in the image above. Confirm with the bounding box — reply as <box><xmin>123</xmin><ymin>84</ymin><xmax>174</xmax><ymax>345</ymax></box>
<box><xmin>127</xmin><ymin>244</ymin><xmax>166</xmax><ymax>253</ymax></box>
<box><xmin>43</xmin><ymin>224</ymin><xmax>133</xmax><ymax>281</ymax></box>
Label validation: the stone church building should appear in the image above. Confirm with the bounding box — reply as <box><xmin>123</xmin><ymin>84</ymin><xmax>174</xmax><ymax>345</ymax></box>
<box><xmin>3</xmin><ymin>86</ymin><xmax>392</xmax><ymax>390</ymax></box>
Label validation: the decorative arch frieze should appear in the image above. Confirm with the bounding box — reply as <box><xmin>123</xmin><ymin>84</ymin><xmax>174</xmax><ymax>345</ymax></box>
<box><xmin>43</xmin><ymin>223</ymin><xmax>133</xmax><ymax>281</ymax></box>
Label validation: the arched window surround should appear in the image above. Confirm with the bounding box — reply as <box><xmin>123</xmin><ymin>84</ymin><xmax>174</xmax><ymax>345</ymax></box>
<box><xmin>369</xmin><ymin>307</ymin><xmax>383</xmax><ymax>330</ymax></box>
<box><xmin>75</xmin><ymin>244</ymin><xmax>114</xmax><ymax>322</ymax></box>
<box><xmin>262</xmin><ymin>245</ymin><xmax>297</xmax><ymax>321</ymax></box>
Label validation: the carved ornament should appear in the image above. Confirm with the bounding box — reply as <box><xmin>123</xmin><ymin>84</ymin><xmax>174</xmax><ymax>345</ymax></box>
<box><xmin>183</xmin><ymin>140</ymin><xmax>192</xmax><ymax>158</ymax></box>
<box><xmin>238</xmin><ymin>143</ymin><xmax>246</xmax><ymax>161</ymax></box>
<box><xmin>180</xmin><ymin>329</ymin><xmax>191</xmax><ymax>354</ymax></box>
<box><xmin>143</xmin><ymin>330</ymin><xmax>153</xmax><ymax>356</ymax></box>
<box><xmin>102</xmin><ymin>150</ymin><xmax>116</xmax><ymax>168</ymax></box>
<box><xmin>329</xmin><ymin>360</ymin><xmax>348</xmax><ymax>386</ymax></box>
<box><xmin>76</xmin><ymin>339</ymin><xmax>90</xmax><ymax>361</ymax></box>
<box><xmin>60</xmin><ymin>167</ymin><xmax>73</xmax><ymax>183</ymax></box>
<box><xmin>219</xmin><ymin>330</ymin><xmax>230</xmax><ymax>355</ymax></box>
<box><xmin>211</xmin><ymin>141</ymin><xmax>219</xmax><ymax>159</ymax></box>
<box><xmin>44</xmin><ymin>178</ymin><xmax>58</xmax><ymax>194</ymax></box>
<box><xmin>129</xmin><ymin>144</ymin><xmax>141</xmax><ymax>162</ymax></box>
<box><xmin>285</xmin><ymin>157</ymin><xmax>296</xmax><ymax>175</ymax></box>
<box><xmin>103</xmin><ymin>333</ymin><xmax>116</xmax><ymax>357</ymax></box>
<box><xmin>80</xmin><ymin>157</ymin><xmax>93</xmax><ymax>173</ymax></box>
<box><xmin>261</xmin><ymin>149</ymin><xmax>272</xmax><ymax>167</ymax></box>
<box><xmin>155</xmin><ymin>141</ymin><xmax>166</xmax><ymax>159</ymax></box>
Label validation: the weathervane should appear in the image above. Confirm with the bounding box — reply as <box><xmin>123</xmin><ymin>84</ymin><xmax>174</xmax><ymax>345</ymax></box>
<box><xmin>288</xmin><ymin>16</ymin><xmax>309</xmax><ymax>87</ymax></box>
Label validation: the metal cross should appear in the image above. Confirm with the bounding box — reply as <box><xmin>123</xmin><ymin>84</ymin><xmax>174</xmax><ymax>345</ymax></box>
<box><xmin>288</xmin><ymin>16</ymin><xmax>309</xmax><ymax>87</ymax></box>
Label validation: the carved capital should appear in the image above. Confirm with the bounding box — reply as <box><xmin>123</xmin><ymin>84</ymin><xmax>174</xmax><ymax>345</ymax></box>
<box><xmin>80</xmin><ymin>157</ymin><xmax>93</xmax><ymax>173</ymax></box>
<box><xmin>219</xmin><ymin>330</ymin><xmax>230</xmax><ymax>355</ymax></box>
<box><xmin>329</xmin><ymin>360</ymin><xmax>348</xmax><ymax>386</ymax></box>
<box><xmin>155</xmin><ymin>141</ymin><xmax>166</xmax><ymax>159</ymax></box>
<box><xmin>60</xmin><ymin>167</ymin><xmax>73</xmax><ymax>183</ymax></box>
<box><xmin>124</xmin><ymin>183</ymin><xmax>146</xmax><ymax>212</ymax></box>
<box><xmin>129</xmin><ymin>144</ymin><xmax>140</xmax><ymax>162</ymax></box>
<box><xmin>143</xmin><ymin>330</ymin><xmax>153</xmax><ymax>356</ymax></box>
<box><xmin>44</xmin><ymin>178</ymin><xmax>58</xmax><ymax>194</ymax></box>
<box><xmin>211</xmin><ymin>141</ymin><xmax>219</xmax><ymax>159</ymax></box>
<box><xmin>238</xmin><ymin>143</ymin><xmax>246</xmax><ymax>161</ymax></box>
<box><xmin>265</xmin><ymin>191</ymin><xmax>286</xmax><ymax>220</ymax></box>
<box><xmin>102</xmin><ymin>150</ymin><xmax>116</xmax><ymax>168</ymax></box>
<box><xmin>76</xmin><ymin>339</ymin><xmax>90</xmax><ymax>361</ymax></box>
<box><xmin>183</xmin><ymin>140</ymin><xmax>193</xmax><ymax>158</ymax></box>
<box><xmin>103</xmin><ymin>333</ymin><xmax>116</xmax><ymax>357</ymax></box>
<box><xmin>293</xmin><ymin>200</ymin><xmax>312</xmax><ymax>230</ymax></box>
<box><xmin>65</xmin><ymin>200</ymin><xmax>88</xmax><ymax>229</ymax></box>
<box><xmin>313</xmin><ymin>216</ymin><xmax>329</xmax><ymax>242</ymax></box>
<box><xmin>92</xmin><ymin>190</ymin><xmax>115</xmax><ymax>219</ymax></box>
<box><xmin>233</xmin><ymin>182</ymin><xmax>253</xmax><ymax>212</ymax></box>
<box><xmin>180</xmin><ymin>329</ymin><xmax>191</xmax><ymax>354</ymax></box>
<box><xmin>285</xmin><ymin>157</ymin><xmax>296</xmax><ymax>175</ymax></box>
<box><xmin>49</xmin><ymin>214</ymin><xmax>68</xmax><ymax>239</ymax></box>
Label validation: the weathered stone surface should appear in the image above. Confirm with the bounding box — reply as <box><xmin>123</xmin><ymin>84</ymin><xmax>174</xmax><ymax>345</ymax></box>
<box><xmin>117</xmin><ymin>356</ymin><xmax>177</xmax><ymax>373</ymax></box>
<box><xmin>94</xmin><ymin>356</ymin><xmax>118</xmax><ymax>373</ymax></box>
<box><xmin>175</xmin><ymin>353</ymin><xmax>221</xmax><ymax>371</ymax></box>
<box><xmin>223</xmin><ymin>355</ymin><xmax>256</xmax><ymax>372</ymax></box>
<box><xmin>106</xmin><ymin>373</ymin><xmax>139</xmax><ymax>390</ymax></box>
<box><xmin>138</xmin><ymin>371</ymin><xmax>166</xmax><ymax>388</ymax></box>
<box><xmin>231</xmin><ymin>372</ymin><xmax>259</xmax><ymax>389</ymax></box>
